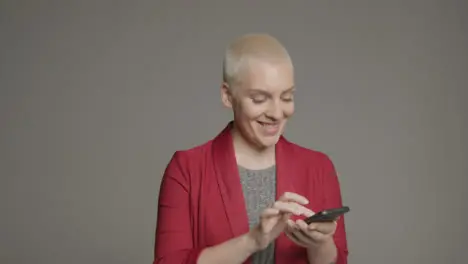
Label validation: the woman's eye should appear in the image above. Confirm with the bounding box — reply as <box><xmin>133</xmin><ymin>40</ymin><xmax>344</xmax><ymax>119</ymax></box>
<box><xmin>251</xmin><ymin>97</ymin><xmax>266</xmax><ymax>104</ymax></box>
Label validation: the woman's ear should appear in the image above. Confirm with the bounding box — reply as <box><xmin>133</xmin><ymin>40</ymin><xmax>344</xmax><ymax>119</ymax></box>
<box><xmin>220</xmin><ymin>82</ymin><xmax>233</xmax><ymax>108</ymax></box>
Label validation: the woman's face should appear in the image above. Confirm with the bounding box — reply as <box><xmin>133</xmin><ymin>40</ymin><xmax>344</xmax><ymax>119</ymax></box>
<box><xmin>222</xmin><ymin>59</ymin><xmax>295</xmax><ymax>150</ymax></box>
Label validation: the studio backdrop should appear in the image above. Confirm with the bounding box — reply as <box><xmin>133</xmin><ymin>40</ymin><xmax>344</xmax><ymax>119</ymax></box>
<box><xmin>1</xmin><ymin>1</ymin><xmax>467</xmax><ymax>264</ymax></box>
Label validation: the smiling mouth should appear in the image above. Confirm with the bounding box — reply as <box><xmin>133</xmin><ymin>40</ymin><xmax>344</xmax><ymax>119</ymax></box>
<box><xmin>257</xmin><ymin>121</ymin><xmax>280</xmax><ymax>127</ymax></box>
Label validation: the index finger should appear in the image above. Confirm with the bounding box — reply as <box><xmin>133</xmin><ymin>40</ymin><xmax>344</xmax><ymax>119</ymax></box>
<box><xmin>278</xmin><ymin>192</ymin><xmax>309</xmax><ymax>205</ymax></box>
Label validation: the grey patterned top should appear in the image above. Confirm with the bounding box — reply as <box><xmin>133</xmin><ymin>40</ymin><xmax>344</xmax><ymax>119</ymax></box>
<box><xmin>238</xmin><ymin>165</ymin><xmax>277</xmax><ymax>264</ymax></box>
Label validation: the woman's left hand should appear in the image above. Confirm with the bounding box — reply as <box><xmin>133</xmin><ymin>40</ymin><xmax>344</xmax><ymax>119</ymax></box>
<box><xmin>285</xmin><ymin>218</ymin><xmax>337</xmax><ymax>248</ymax></box>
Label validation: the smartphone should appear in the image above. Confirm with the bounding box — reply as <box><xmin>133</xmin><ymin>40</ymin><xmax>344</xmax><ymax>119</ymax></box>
<box><xmin>304</xmin><ymin>206</ymin><xmax>350</xmax><ymax>224</ymax></box>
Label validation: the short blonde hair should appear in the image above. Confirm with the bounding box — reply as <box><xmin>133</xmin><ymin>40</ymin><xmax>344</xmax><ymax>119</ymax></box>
<box><xmin>222</xmin><ymin>33</ymin><xmax>292</xmax><ymax>87</ymax></box>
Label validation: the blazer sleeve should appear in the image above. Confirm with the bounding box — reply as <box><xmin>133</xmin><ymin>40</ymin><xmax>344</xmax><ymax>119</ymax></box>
<box><xmin>153</xmin><ymin>151</ymin><xmax>203</xmax><ymax>264</ymax></box>
<box><xmin>321</xmin><ymin>154</ymin><xmax>349</xmax><ymax>264</ymax></box>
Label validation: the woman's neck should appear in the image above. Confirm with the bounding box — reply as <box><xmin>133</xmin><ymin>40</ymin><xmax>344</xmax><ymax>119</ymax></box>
<box><xmin>231</xmin><ymin>126</ymin><xmax>276</xmax><ymax>170</ymax></box>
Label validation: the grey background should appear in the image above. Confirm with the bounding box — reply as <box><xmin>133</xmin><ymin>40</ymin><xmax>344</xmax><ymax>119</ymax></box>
<box><xmin>1</xmin><ymin>1</ymin><xmax>467</xmax><ymax>264</ymax></box>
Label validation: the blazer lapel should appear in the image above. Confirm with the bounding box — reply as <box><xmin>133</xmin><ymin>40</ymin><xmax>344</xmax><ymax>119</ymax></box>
<box><xmin>275</xmin><ymin>136</ymin><xmax>297</xmax><ymax>200</ymax></box>
<box><xmin>212</xmin><ymin>122</ymin><xmax>250</xmax><ymax>238</ymax></box>
<box><xmin>274</xmin><ymin>135</ymin><xmax>302</xmax><ymax>260</ymax></box>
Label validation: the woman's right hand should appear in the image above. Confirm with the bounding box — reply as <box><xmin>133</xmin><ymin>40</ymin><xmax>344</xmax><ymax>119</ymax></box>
<box><xmin>248</xmin><ymin>192</ymin><xmax>314</xmax><ymax>251</ymax></box>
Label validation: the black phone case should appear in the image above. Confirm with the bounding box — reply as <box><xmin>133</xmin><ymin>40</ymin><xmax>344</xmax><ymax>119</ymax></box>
<box><xmin>304</xmin><ymin>206</ymin><xmax>350</xmax><ymax>224</ymax></box>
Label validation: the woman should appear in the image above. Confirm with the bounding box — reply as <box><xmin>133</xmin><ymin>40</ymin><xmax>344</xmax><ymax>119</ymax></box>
<box><xmin>153</xmin><ymin>34</ymin><xmax>348</xmax><ymax>264</ymax></box>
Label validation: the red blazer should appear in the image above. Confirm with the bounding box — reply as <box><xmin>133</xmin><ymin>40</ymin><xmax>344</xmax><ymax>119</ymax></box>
<box><xmin>153</xmin><ymin>123</ymin><xmax>349</xmax><ymax>264</ymax></box>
